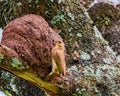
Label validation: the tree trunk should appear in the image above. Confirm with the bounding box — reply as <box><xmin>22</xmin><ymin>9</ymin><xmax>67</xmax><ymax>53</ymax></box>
<box><xmin>0</xmin><ymin>0</ymin><xmax>119</xmax><ymax>96</ymax></box>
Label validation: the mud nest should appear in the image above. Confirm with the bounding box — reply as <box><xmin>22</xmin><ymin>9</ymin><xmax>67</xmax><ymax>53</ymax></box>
<box><xmin>1</xmin><ymin>14</ymin><xmax>64</xmax><ymax>78</ymax></box>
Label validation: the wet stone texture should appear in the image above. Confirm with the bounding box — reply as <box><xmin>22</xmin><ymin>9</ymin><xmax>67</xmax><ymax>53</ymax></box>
<box><xmin>1</xmin><ymin>14</ymin><xmax>64</xmax><ymax>78</ymax></box>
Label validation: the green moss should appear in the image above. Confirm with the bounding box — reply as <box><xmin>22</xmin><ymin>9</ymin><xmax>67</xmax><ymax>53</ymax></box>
<box><xmin>50</xmin><ymin>10</ymin><xmax>66</xmax><ymax>26</ymax></box>
<box><xmin>72</xmin><ymin>88</ymin><xmax>89</xmax><ymax>96</ymax></box>
<box><xmin>11</xmin><ymin>58</ymin><xmax>28</xmax><ymax>70</ymax></box>
<box><xmin>96</xmin><ymin>16</ymin><xmax>111</xmax><ymax>27</ymax></box>
<box><xmin>0</xmin><ymin>54</ymin><xmax>4</xmax><ymax>62</ymax></box>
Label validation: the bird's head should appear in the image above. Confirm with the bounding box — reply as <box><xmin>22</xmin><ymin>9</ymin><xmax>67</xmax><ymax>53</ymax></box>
<box><xmin>55</xmin><ymin>40</ymin><xmax>64</xmax><ymax>50</ymax></box>
<box><xmin>55</xmin><ymin>40</ymin><xmax>62</xmax><ymax>45</ymax></box>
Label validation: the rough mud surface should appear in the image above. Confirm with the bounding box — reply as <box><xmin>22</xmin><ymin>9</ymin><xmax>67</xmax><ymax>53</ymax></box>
<box><xmin>1</xmin><ymin>14</ymin><xmax>64</xmax><ymax>78</ymax></box>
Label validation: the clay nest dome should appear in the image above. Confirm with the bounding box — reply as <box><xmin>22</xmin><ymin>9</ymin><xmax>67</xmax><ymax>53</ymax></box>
<box><xmin>1</xmin><ymin>14</ymin><xmax>64</xmax><ymax>78</ymax></box>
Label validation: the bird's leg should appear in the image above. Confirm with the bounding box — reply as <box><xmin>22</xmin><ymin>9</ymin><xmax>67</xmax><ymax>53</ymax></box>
<box><xmin>45</xmin><ymin>58</ymin><xmax>59</xmax><ymax>80</ymax></box>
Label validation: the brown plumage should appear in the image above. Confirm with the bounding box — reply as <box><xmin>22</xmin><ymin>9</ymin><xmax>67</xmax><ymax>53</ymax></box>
<box><xmin>51</xmin><ymin>41</ymin><xmax>66</xmax><ymax>76</ymax></box>
<box><xmin>45</xmin><ymin>41</ymin><xmax>66</xmax><ymax>80</ymax></box>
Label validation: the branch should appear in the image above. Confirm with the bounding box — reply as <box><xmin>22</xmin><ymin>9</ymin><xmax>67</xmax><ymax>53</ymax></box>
<box><xmin>0</xmin><ymin>63</ymin><xmax>59</xmax><ymax>95</ymax></box>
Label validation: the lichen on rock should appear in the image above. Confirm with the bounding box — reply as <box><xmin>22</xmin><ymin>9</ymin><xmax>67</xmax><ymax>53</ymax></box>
<box><xmin>88</xmin><ymin>2</ymin><xmax>120</xmax><ymax>55</ymax></box>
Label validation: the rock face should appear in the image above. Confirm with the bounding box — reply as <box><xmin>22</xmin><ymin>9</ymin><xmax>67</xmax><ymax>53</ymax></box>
<box><xmin>88</xmin><ymin>2</ymin><xmax>120</xmax><ymax>55</ymax></box>
<box><xmin>1</xmin><ymin>14</ymin><xmax>64</xmax><ymax>78</ymax></box>
<box><xmin>104</xmin><ymin>20</ymin><xmax>120</xmax><ymax>55</ymax></box>
<box><xmin>79</xmin><ymin>0</ymin><xmax>94</xmax><ymax>8</ymax></box>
